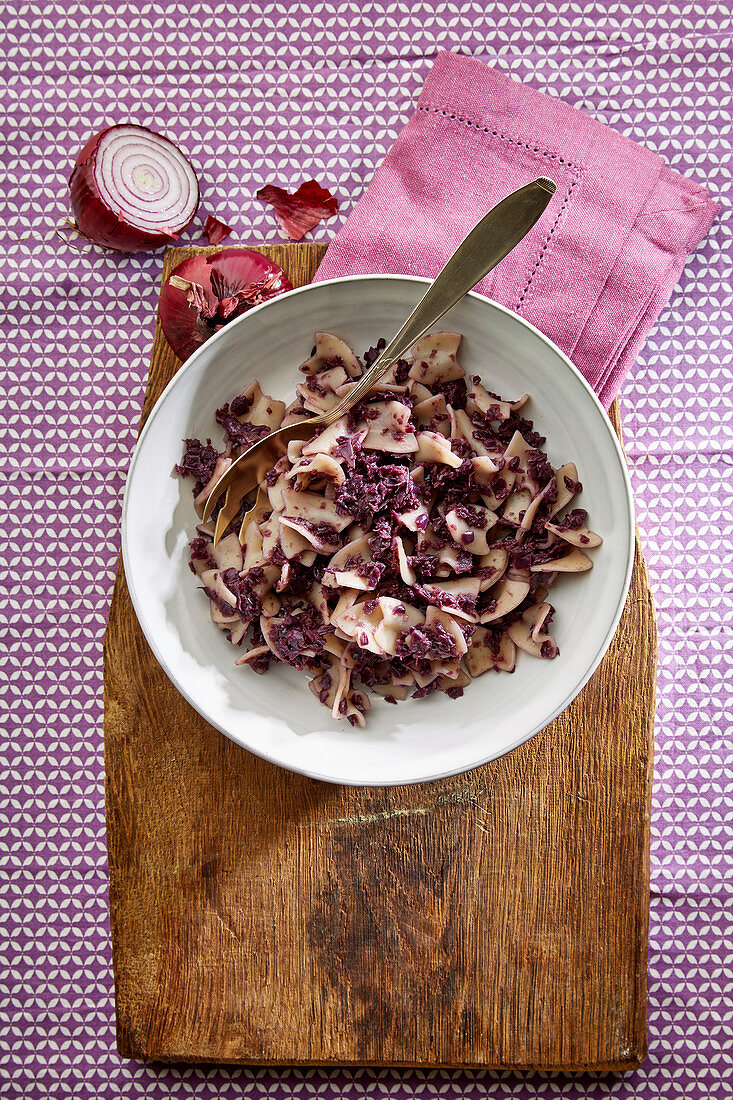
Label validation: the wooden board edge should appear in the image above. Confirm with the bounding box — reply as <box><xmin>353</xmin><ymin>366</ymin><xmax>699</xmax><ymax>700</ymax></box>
<box><xmin>113</xmin><ymin>1049</ymin><xmax>647</xmax><ymax>1072</ymax></box>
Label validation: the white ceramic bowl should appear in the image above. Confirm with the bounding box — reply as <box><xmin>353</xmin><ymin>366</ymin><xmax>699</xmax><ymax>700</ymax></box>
<box><xmin>122</xmin><ymin>275</ymin><xmax>634</xmax><ymax>787</ymax></box>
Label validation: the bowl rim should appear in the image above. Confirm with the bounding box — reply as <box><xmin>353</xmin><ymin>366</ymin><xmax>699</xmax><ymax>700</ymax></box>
<box><xmin>122</xmin><ymin>272</ymin><xmax>636</xmax><ymax>786</ymax></box>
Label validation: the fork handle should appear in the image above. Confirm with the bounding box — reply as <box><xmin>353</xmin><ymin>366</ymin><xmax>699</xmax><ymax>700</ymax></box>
<box><xmin>323</xmin><ymin>177</ymin><xmax>556</xmax><ymax>425</ymax></box>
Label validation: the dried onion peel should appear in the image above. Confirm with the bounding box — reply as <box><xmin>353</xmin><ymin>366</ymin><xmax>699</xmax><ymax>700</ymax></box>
<box><xmin>69</xmin><ymin>124</ymin><xmax>200</xmax><ymax>252</ymax></box>
<box><xmin>256</xmin><ymin>179</ymin><xmax>338</xmax><ymax>241</ymax></box>
<box><xmin>204</xmin><ymin>215</ymin><xmax>233</xmax><ymax>245</ymax></box>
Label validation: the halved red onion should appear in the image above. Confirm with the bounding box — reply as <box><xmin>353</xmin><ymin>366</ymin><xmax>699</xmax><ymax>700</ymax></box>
<box><xmin>256</xmin><ymin>179</ymin><xmax>338</xmax><ymax>240</ymax></box>
<box><xmin>69</xmin><ymin>124</ymin><xmax>199</xmax><ymax>252</ymax></box>
<box><xmin>158</xmin><ymin>248</ymin><xmax>293</xmax><ymax>360</ymax></box>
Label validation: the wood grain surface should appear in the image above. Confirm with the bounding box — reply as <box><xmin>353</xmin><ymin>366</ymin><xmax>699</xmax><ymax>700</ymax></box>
<box><xmin>104</xmin><ymin>242</ymin><xmax>657</xmax><ymax>1070</ymax></box>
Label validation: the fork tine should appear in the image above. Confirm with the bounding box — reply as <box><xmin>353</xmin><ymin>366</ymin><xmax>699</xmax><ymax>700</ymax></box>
<box><xmin>213</xmin><ymin>487</ymin><xmax>234</xmax><ymax>546</ymax></box>
<box><xmin>239</xmin><ymin>488</ymin><xmax>265</xmax><ymax>543</ymax></box>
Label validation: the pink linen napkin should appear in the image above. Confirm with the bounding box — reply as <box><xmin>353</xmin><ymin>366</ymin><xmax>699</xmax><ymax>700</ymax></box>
<box><xmin>314</xmin><ymin>50</ymin><xmax>718</xmax><ymax>408</ymax></box>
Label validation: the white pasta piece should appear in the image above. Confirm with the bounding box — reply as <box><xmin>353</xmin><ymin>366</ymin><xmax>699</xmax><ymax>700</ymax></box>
<box><xmin>394</xmin><ymin>535</ymin><xmax>416</xmax><ymax>584</ymax></box>
<box><xmin>430</xmin><ymin>658</ymin><xmax>463</xmax><ymax>681</ymax></box>
<box><xmin>360</xmin><ymin>400</ymin><xmax>417</xmax><ymax>453</ymax></box>
<box><xmin>338</xmin><ymin>642</ymin><xmax>358</xmax><ymax>668</ymax></box>
<box><xmin>331</xmin><ymin>596</ymin><xmax>423</xmax><ymax>656</ymax></box>
<box><xmin>235</xmin><ymin>644</ymin><xmax>272</xmax><ymax>669</ymax></box>
<box><xmin>421</xmin><ymin>576</ymin><xmax>481</xmax><ymax>621</ymax></box>
<box><xmin>331</xmin><ymin>587</ymin><xmax>361</xmax><ymax>620</ymax></box>
<box><xmin>451</xmin><ymin>408</ymin><xmax>496</xmax><ymax>458</ymax></box>
<box><xmin>254</xmin><ymin>391</ymin><xmax>286</xmax><ymax>432</ymax></box>
<box><xmin>435</xmin><ymin>668</ymin><xmax>471</xmax><ymax>692</ymax></box>
<box><xmin>209</xmin><ymin>532</ymin><xmax>243</xmax><ymax>572</ymax></box>
<box><xmin>445</xmin><ymin>505</ymin><xmax>498</xmax><ymax>555</ymax></box>
<box><xmin>302</xmin><ymin>419</ymin><xmax>366</xmax><ymax>458</ymax></box>
<box><xmin>507</xmin><ymin>604</ymin><xmax>558</xmax><ymax>658</ymax></box>
<box><xmin>193</xmin><ymin>455</ymin><xmax>232</xmax><ymax>517</ymax></box>
<box><xmin>297</xmin><ymin>365</ymin><xmax>350</xmax><ymax>414</ymax></box>
<box><xmin>519</xmin><ymin>479</ymin><xmax>558</xmax><ymax>532</ymax></box>
<box><xmin>275</xmin><ymin>561</ymin><xmax>294</xmax><ymax>592</ymax></box>
<box><xmin>372</xmin><ymin>684</ymin><xmax>410</xmax><ymax>701</ymax></box>
<box><xmin>281</xmin><ymin>405</ymin><xmax>311</xmax><ymax>427</ymax></box>
<box><xmin>189</xmin><ymin>547</ymin><xmax>215</xmax><ymax>577</ymax></box>
<box><xmin>229</xmin><ymin>621</ymin><xmax>248</xmax><ymax>646</ymax></box>
<box><xmin>308</xmin><ymin>656</ymin><xmax>340</xmax><ymax>709</ymax></box>
<box><xmin>261</xmin><ymin>591</ymin><xmax>281</xmax><ymax>617</ymax></box>
<box><xmin>279</xmin><ymin>517</ymin><xmax>341</xmax><ymax>554</ymax></box>
<box><xmin>477</xmin><ymin>547</ymin><xmax>508</xmax><ymax>592</ymax></box>
<box><xmin>546</xmin><ymin>520</ymin><xmax>603</xmax><ymax>548</ymax></box>
<box><xmin>323</xmin><ymin>535</ymin><xmax>375</xmax><ymax>591</ymax></box>
<box><xmin>501</xmin><ymin>488</ymin><xmax>534</xmax><ymax>527</ymax></box>
<box><xmin>242</xmin><ymin>521</ymin><xmax>265</xmax><ymax>572</ymax></box>
<box><xmin>299</xmin><ymin>331</ymin><xmax>363</xmax><ymax>378</ymax></box>
<box><xmin>527</xmin><ymin>602</ymin><xmax>554</xmax><ymax>643</ymax></box>
<box><xmin>433</xmin><ymin>544</ymin><xmax>465</xmax><ymax>576</ymax></box>
<box><xmin>479</xmin><ymin>578</ymin><xmax>530</xmax><ymax>623</ymax></box>
<box><xmin>550</xmin><ymin>463</ymin><xmax>580</xmax><ymax>516</ymax></box>
<box><xmin>466</xmin><ymin>380</ymin><xmax>529</xmax><ymax>420</ymax></box>
<box><xmin>259</xmin><ymin>512</ymin><xmax>282</xmax><ymax>562</ymax></box>
<box><xmin>464</xmin><ymin>628</ymin><xmax>516</xmax><ymax>675</ymax></box>
<box><xmin>279</xmin><ymin>521</ymin><xmax>313</xmax><ymax>561</ymax></box>
<box><xmin>473</xmin><ymin>455</ymin><xmax>516</xmax><ymax>509</ymax></box>
<box><xmin>308</xmin><ymin>580</ymin><xmax>330</xmax><ymax>625</ymax></box>
<box><xmin>341</xmin><ymin>361</ymin><xmax>407</xmax><ymax>397</ymax></box>
<box><xmin>256</xmin><ymin>562</ymin><xmax>281</xmax><ymax>602</ymax></box>
<box><xmin>286</xmin><ymin>452</ymin><xmax>346</xmax><ymax>488</ymax></box>
<box><xmin>415</xmin><ymin>431</ymin><xmax>462</xmax><ymax>468</ymax></box>
<box><xmin>394</xmin><ymin>503</ymin><xmax>430</xmax><ymax>533</ymax></box>
<box><xmin>372</xmin><ymin>597</ymin><xmax>424</xmax><ymax>655</ymax></box>
<box><xmin>502</xmin><ymin>430</ymin><xmax>538</xmax><ymax>490</ymax></box>
<box><xmin>471</xmin><ymin>456</ymin><xmax>505</xmax><ymax>482</ymax></box>
<box><xmin>280</xmin><ymin>487</ymin><xmax>352</xmax><ymax>531</ymax></box>
<box><xmin>425</xmin><ymin>605</ymin><xmax>468</xmax><ymax>656</ymax></box>
<box><xmin>313</xmin><ymin>365</ymin><xmax>350</xmax><ymax>391</ymax></box>
<box><xmin>323</xmin><ymin>632</ymin><xmax>348</xmax><ymax>659</ymax></box>
<box><xmin>287</xmin><ymin>438</ymin><xmax>306</xmax><ymax>464</ymax></box>
<box><xmin>331</xmin><ymin>600</ymin><xmax>385</xmax><ymax>654</ymax></box>
<box><xmin>409</xmin><ymin>381</ymin><xmax>433</xmax><ymax>403</ymax></box>
<box><xmin>264</xmin><ymin>456</ymin><xmax>290</xmax><ymax>511</ymax></box>
<box><xmin>411</xmin><ymin>666</ymin><xmax>438</xmax><ymax>689</ymax></box>
<box><xmin>408</xmin><ymin>332</ymin><xmax>464</xmax><ymax>385</ymax></box>
<box><xmin>233</xmin><ymin>380</ymin><xmax>286</xmax><ymax>431</ymax></box>
<box><xmin>532</xmin><ymin>548</ymin><xmax>593</xmax><ymax>573</ymax></box>
<box><xmin>412</xmin><ymin>394</ymin><xmax>451</xmax><ymax>437</ymax></box>
<box><xmin>200</xmin><ymin>568</ymin><xmax>238</xmax><ymax>610</ymax></box>
<box><xmin>340</xmin><ymin>687</ymin><xmax>370</xmax><ymax>727</ymax></box>
<box><xmin>427</xmin><ymin>577</ymin><xmax>481</xmax><ymax>599</ymax></box>
<box><xmin>210</xmin><ymin>602</ymin><xmax>239</xmax><ymax>626</ymax></box>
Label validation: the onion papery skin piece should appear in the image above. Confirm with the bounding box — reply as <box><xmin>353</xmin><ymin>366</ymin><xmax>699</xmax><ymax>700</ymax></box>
<box><xmin>69</xmin><ymin>124</ymin><xmax>200</xmax><ymax>253</ymax></box>
<box><xmin>158</xmin><ymin>248</ymin><xmax>293</xmax><ymax>361</ymax></box>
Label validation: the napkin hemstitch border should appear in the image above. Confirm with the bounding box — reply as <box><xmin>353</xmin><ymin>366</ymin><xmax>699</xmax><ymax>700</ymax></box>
<box><xmin>415</xmin><ymin>102</ymin><xmax>587</xmax><ymax>310</ymax></box>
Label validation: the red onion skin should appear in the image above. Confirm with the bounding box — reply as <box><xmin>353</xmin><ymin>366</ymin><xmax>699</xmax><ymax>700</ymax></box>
<box><xmin>69</xmin><ymin>125</ymin><xmax>200</xmax><ymax>253</ymax></box>
<box><xmin>159</xmin><ymin>248</ymin><xmax>293</xmax><ymax>361</ymax></box>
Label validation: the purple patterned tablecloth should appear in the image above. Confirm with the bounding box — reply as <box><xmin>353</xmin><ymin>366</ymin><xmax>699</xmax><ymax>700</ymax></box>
<box><xmin>2</xmin><ymin>4</ymin><xmax>731</xmax><ymax>1097</ymax></box>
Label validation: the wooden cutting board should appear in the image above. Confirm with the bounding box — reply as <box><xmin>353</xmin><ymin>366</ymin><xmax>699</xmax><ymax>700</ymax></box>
<box><xmin>104</xmin><ymin>242</ymin><xmax>656</xmax><ymax>1070</ymax></box>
